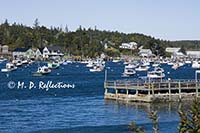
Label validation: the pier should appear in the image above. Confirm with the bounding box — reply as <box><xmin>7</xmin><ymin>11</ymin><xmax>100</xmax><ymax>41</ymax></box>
<box><xmin>104</xmin><ymin>79</ymin><xmax>200</xmax><ymax>102</ymax></box>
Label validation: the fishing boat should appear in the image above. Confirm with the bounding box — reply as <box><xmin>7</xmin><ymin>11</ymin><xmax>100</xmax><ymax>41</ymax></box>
<box><xmin>33</xmin><ymin>66</ymin><xmax>51</xmax><ymax>76</ymax></box>
<box><xmin>154</xmin><ymin>67</ymin><xmax>164</xmax><ymax>73</ymax></box>
<box><xmin>192</xmin><ymin>61</ymin><xmax>200</xmax><ymax>68</ymax></box>
<box><xmin>89</xmin><ymin>63</ymin><xmax>104</xmax><ymax>72</ymax></box>
<box><xmin>142</xmin><ymin>61</ymin><xmax>150</xmax><ymax>66</ymax></box>
<box><xmin>135</xmin><ymin>65</ymin><xmax>149</xmax><ymax>71</ymax></box>
<box><xmin>66</xmin><ymin>60</ymin><xmax>73</xmax><ymax>64</ymax></box>
<box><xmin>112</xmin><ymin>59</ymin><xmax>120</xmax><ymax>63</ymax></box>
<box><xmin>48</xmin><ymin>62</ymin><xmax>60</xmax><ymax>69</ymax></box>
<box><xmin>152</xmin><ymin>62</ymin><xmax>160</xmax><ymax>67</ymax></box>
<box><xmin>123</xmin><ymin>68</ymin><xmax>136</xmax><ymax>76</ymax></box>
<box><xmin>16</xmin><ymin>60</ymin><xmax>23</xmax><ymax>67</ymax></box>
<box><xmin>125</xmin><ymin>63</ymin><xmax>137</xmax><ymax>69</ymax></box>
<box><xmin>22</xmin><ymin>59</ymin><xmax>29</xmax><ymax>64</ymax></box>
<box><xmin>0</xmin><ymin>57</ymin><xmax>7</xmax><ymax>63</ymax></box>
<box><xmin>1</xmin><ymin>63</ymin><xmax>17</xmax><ymax>72</ymax></box>
<box><xmin>86</xmin><ymin>61</ymin><xmax>94</xmax><ymax>68</ymax></box>
<box><xmin>63</xmin><ymin>62</ymin><xmax>68</xmax><ymax>65</ymax></box>
<box><xmin>80</xmin><ymin>60</ymin><xmax>89</xmax><ymax>64</ymax></box>
<box><xmin>167</xmin><ymin>62</ymin><xmax>174</xmax><ymax>66</ymax></box>
<box><xmin>185</xmin><ymin>60</ymin><xmax>192</xmax><ymax>64</ymax></box>
<box><xmin>147</xmin><ymin>71</ymin><xmax>165</xmax><ymax>79</ymax></box>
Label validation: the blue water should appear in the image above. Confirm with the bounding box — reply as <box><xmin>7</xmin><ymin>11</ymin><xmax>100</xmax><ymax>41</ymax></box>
<box><xmin>0</xmin><ymin>61</ymin><xmax>199</xmax><ymax>133</ymax></box>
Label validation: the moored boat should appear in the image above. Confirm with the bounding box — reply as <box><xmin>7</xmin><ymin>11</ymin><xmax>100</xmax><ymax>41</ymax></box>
<box><xmin>1</xmin><ymin>63</ymin><xmax>17</xmax><ymax>72</ymax></box>
<box><xmin>33</xmin><ymin>66</ymin><xmax>51</xmax><ymax>76</ymax></box>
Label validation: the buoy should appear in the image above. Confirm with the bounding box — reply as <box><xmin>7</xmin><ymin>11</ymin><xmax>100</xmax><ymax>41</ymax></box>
<box><xmin>6</xmin><ymin>74</ymin><xmax>9</xmax><ymax>78</ymax></box>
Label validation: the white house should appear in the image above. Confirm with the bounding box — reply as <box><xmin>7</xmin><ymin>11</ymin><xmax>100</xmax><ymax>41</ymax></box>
<box><xmin>187</xmin><ymin>51</ymin><xmax>200</xmax><ymax>58</ymax></box>
<box><xmin>172</xmin><ymin>52</ymin><xmax>186</xmax><ymax>58</ymax></box>
<box><xmin>25</xmin><ymin>48</ymin><xmax>35</xmax><ymax>59</ymax></box>
<box><xmin>42</xmin><ymin>47</ymin><xmax>50</xmax><ymax>59</ymax></box>
<box><xmin>42</xmin><ymin>46</ymin><xmax>63</xmax><ymax>59</ymax></box>
<box><xmin>139</xmin><ymin>49</ymin><xmax>153</xmax><ymax>57</ymax></box>
<box><xmin>2</xmin><ymin>45</ymin><xmax>9</xmax><ymax>54</ymax></box>
<box><xmin>13</xmin><ymin>48</ymin><xmax>29</xmax><ymax>58</ymax></box>
<box><xmin>119</xmin><ymin>42</ymin><xmax>137</xmax><ymax>50</ymax></box>
<box><xmin>165</xmin><ymin>47</ymin><xmax>181</xmax><ymax>53</ymax></box>
<box><xmin>35</xmin><ymin>48</ymin><xmax>42</xmax><ymax>59</ymax></box>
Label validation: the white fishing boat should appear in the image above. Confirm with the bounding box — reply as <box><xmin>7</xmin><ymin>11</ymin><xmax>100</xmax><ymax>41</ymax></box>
<box><xmin>142</xmin><ymin>62</ymin><xmax>150</xmax><ymax>66</ymax></box>
<box><xmin>192</xmin><ymin>61</ymin><xmax>200</xmax><ymax>68</ymax></box>
<box><xmin>80</xmin><ymin>60</ymin><xmax>89</xmax><ymax>64</ymax></box>
<box><xmin>185</xmin><ymin>60</ymin><xmax>192</xmax><ymax>64</ymax></box>
<box><xmin>0</xmin><ymin>57</ymin><xmax>7</xmax><ymax>63</ymax></box>
<box><xmin>86</xmin><ymin>61</ymin><xmax>94</xmax><ymax>68</ymax></box>
<box><xmin>152</xmin><ymin>62</ymin><xmax>160</xmax><ymax>67</ymax></box>
<box><xmin>154</xmin><ymin>67</ymin><xmax>164</xmax><ymax>73</ymax></box>
<box><xmin>12</xmin><ymin>59</ymin><xmax>23</xmax><ymax>67</ymax></box>
<box><xmin>63</xmin><ymin>62</ymin><xmax>68</xmax><ymax>65</ymax></box>
<box><xmin>112</xmin><ymin>59</ymin><xmax>120</xmax><ymax>63</ymax></box>
<box><xmin>22</xmin><ymin>59</ymin><xmax>29</xmax><ymax>64</ymax></box>
<box><xmin>123</xmin><ymin>68</ymin><xmax>136</xmax><ymax>76</ymax></box>
<box><xmin>135</xmin><ymin>65</ymin><xmax>149</xmax><ymax>71</ymax></box>
<box><xmin>167</xmin><ymin>62</ymin><xmax>174</xmax><ymax>66</ymax></box>
<box><xmin>123</xmin><ymin>61</ymin><xmax>129</xmax><ymax>65</ymax></box>
<box><xmin>178</xmin><ymin>62</ymin><xmax>185</xmax><ymax>67</ymax></box>
<box><xmin>1</xmin><ymin>63</ymin><xmax>17</xmax><ymax>72</ymax></box>
<box><xmin>89</xmin><ymin>63</ymin><xmax>104</xmax><ymax>72</ymax></box>
<box><xmin>33</xmin><ymin>66</ymin><xmax>51</xmax><ymax>76</ymax></box>
<box><xmin>147</xmin><ymin>71</ymin><xmax>165</xmax><ymax>79</ymax></box>
<box><xmin>66</xmin><ymin>60</ymin><xmax>73</xmax><ymax>64</ymax></box>
<box><xmin>125</xmin><ymin>63</ymin><xmax>137</xmax><ymax>69</ymax></box>
<box><xmin>48</xmin><ymin>62</ymin><xmax>60</xmax><ymax>69</ymax></box>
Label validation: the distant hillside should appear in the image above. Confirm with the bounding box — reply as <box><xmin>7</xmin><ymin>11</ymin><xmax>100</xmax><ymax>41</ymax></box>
<box><xmin>0</xmin><ymin>19</ymin><xmax>200</xmax><ymax>57</ymax></box>
<box><xmin>170</xmin><ymin>41</ymin><xmax>200</xmax><ymax>50</ymax></box>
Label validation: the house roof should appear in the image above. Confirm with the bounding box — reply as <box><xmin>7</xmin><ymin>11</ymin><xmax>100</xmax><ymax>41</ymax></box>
<box><xmin>13</xmin><ymin>48</ymin><xmax>29</xmax><ymax>52</ymax></box>
<box><xmin>47</xmin><ymin>46</ymin><xmax>63</xmax><ymax>52</ymax></box>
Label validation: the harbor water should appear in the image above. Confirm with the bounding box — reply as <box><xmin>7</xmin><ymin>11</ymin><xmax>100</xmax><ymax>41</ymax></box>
<box><xmin>0</xmin><ymin>61</ymin><xmax>199</xmax><ymax>133</ymax></box>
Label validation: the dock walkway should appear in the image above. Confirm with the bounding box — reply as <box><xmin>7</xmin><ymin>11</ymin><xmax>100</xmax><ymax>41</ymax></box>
<box><xmin>104</xmin><ymin>79</ymin><xmax>200</xmax><ymax>102</ymax></box>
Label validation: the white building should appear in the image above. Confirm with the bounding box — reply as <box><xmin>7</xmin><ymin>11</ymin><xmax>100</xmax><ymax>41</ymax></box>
<box><xmin>13</xmin><ymin>48</ymin><xmax>29</xmax><ymax>58</ymax></box>
<box><xmin>2</xmin><ymin>45</ymin><xmax>9</xmax><ymax>54</ymax></box>
<box><xmin>42</xmin><ymin>46</ymin><xmax>63</xmax><ymax>59</ymax></box>
<box><xmin>139</xmin><ymin>49</ymin><xmax>153</xmax><ymax>57</ymax></box>
<box><xmin>165</xmin><ymin>47</ymin><xmax>181</xmax><ymax>53</ymax></box>
<box><xmin>35</xmin><ymin>49</ymin><xmax>42</xmax><ymax>59</ymax></box>
<box><xmin>42</xmin><ymin>47</ymin><xmax>50</xmax><ymax>59</ymax></box>
<box><xmin>119</xmin><ymin>42</ymin><xmax>137</xmax><ymax>50</ymax></box>
<box><xmin>187</xmin><ymin>51</ymin><xmax>200</xmax><ymax>58</ymax></box>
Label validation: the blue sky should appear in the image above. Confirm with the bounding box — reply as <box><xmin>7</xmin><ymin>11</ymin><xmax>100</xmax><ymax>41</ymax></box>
<box><xmin>0</xmin><ymin>0</ymin><xmax>200</xmax><ymax>40</ymax></box>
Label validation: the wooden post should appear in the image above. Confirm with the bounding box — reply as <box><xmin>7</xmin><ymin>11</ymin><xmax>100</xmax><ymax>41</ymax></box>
<box><xmin>151</xmin><ymin>83</ymin><xmax>154</xmax><ymax>98</ymax></box>
<box><xmin>168</xmin><ymin>82</ymin><xmax>171</xmax><ymax>101</ymax></box>
<box><xmin>196</xmin><ymin>81</ymin><xmax>198</xmax><ymax>97</ymax></box>
<box><xmin>126</xmin><ymin>82</ymin><xmax>128</xmax><ymax>96</ymax></box>
<box><xmin>148</xmin><ymin>83</ymin><xmax>151</xmax><ymax>95</ymax></box>
<box><xmin>105</xmin><ymin>88</ymin><xmax>108</xmax><ymax>94</ymax></box>
<box><xmin>178</xmin><ymin>81</ymin><xmax>181</xmax><ymax>100</ymax></box>
<box><xmin>136</xmin><ymin>83</ymin><xmax>138</xmax><ymax>95</ymax></box>
<box><xmin>114</xmin><ymin>81</ymin><xmax>118</xmax><ymax>99</ymax></box>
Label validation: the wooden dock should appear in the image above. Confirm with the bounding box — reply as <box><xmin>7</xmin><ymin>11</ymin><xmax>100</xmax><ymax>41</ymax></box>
<box><xmin>104</xmin><ymin>79</ymin><xmax>200</xmax><ymax>102</ymax></box>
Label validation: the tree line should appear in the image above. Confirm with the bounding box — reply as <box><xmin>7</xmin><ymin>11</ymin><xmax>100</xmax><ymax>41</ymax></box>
<box><xmin>0</xmin><ymin>19</ymin><xmax>200</xmax><ymax>57</ymax></box>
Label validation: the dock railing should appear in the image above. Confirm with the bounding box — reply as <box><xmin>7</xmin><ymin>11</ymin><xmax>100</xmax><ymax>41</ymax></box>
<box><xmin>104</xmin><ymin>79</ymin><xmax>200</xmax><ymax>102</ymax></box>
